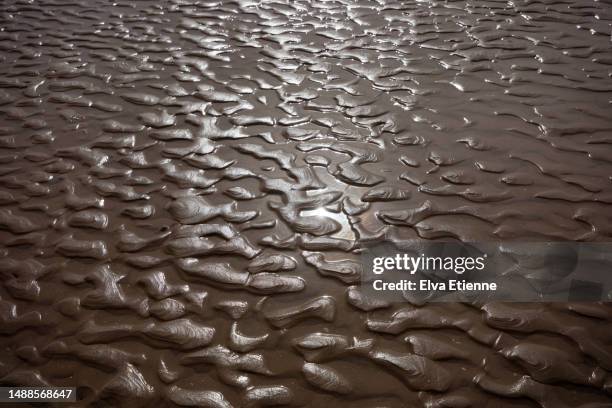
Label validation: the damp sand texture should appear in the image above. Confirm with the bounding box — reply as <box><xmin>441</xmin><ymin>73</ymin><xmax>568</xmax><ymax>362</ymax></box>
<box><xmin>0</xmin><ymin>1</ymin><xmax>612</xmax><ymax>407</ymax></box>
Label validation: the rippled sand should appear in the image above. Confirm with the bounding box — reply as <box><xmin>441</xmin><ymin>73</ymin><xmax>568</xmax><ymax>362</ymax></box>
<box><xmin>0</xmin><ymin>0</ymin><xmax>611</xmax><ymax>406</ymax></box>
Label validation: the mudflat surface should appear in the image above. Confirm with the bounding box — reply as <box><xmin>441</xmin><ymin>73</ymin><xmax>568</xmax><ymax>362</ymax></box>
<box><xmin>1</xmin><ymin>0</ymin><xmax>612</xmax><ymax>406</ymax></box>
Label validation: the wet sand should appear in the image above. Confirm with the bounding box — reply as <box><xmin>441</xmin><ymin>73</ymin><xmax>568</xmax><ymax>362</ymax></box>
<box><xmin>0</xmin><ymin>0</ymin><xmax>611</xmax><ymax>406</ymax></box>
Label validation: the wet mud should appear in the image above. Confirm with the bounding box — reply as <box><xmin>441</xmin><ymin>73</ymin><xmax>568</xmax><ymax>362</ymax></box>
<box><xmin>0</xmin><ymin>0</ymin><xmax>612</xmax><ymax>406</ymax></box>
